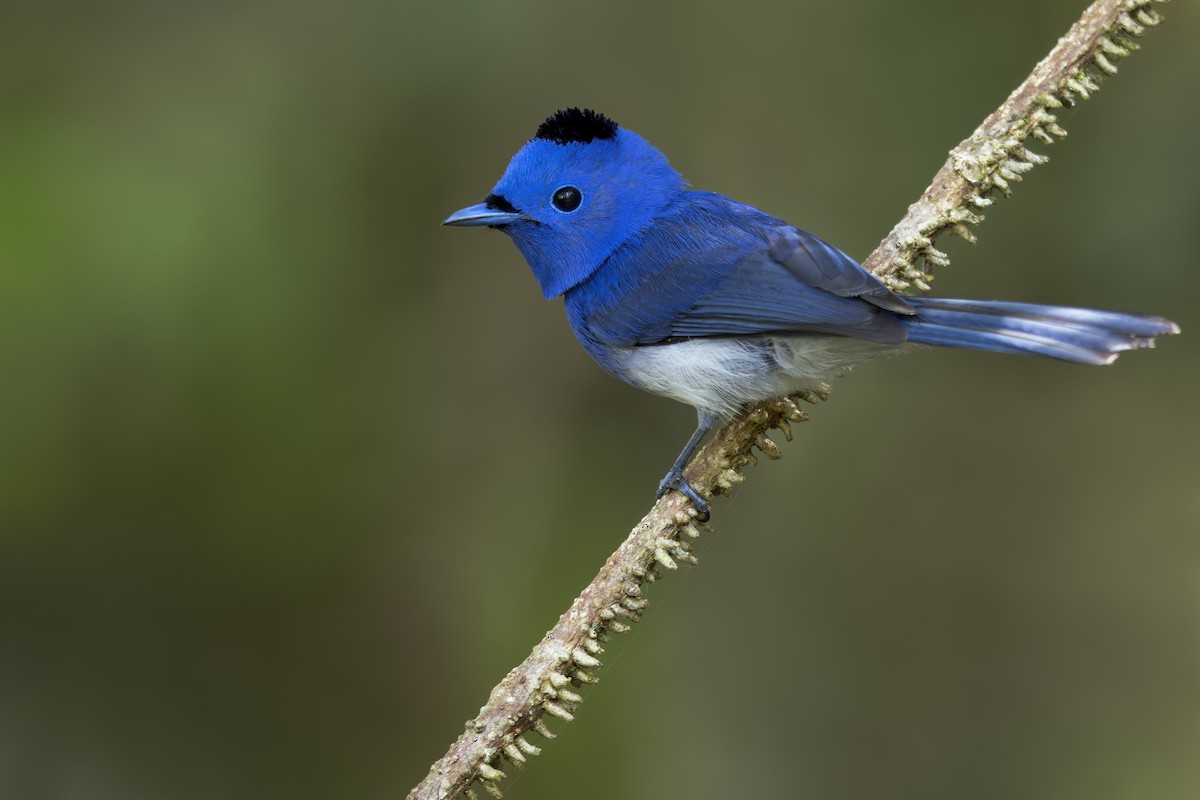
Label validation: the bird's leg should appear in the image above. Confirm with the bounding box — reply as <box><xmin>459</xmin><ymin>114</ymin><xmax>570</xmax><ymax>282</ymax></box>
<box><xmin>656</xmin><ymin>410</ymin><xmax>718</xmax><ymax>520</ymax></box>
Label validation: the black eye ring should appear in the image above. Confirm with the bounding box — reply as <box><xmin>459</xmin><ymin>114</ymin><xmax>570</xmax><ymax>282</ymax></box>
<box><xmin>551</xmin><ymin>185</ymin><xmax>582</xmax><ymax>213</ymax></box>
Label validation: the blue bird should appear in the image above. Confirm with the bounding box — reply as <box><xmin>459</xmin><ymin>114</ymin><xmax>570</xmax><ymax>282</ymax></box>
<box><xmin>444</xmin><ymin>108</ymin><xmax>1179</xmax><ymax>518</ymax></box>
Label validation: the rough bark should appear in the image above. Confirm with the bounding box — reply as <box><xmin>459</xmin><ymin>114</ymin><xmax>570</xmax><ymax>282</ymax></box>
<box><xmin>408</xmin><ymin>2</ymin><xmax>1170</xmax><ymax>798</ymax></box>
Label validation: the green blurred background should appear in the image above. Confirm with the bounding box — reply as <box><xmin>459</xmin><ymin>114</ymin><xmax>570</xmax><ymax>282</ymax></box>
<box><xmin>1</xmin><ymin>1</ymin><xmax>1197</xmax><ymax>798</ymax></box>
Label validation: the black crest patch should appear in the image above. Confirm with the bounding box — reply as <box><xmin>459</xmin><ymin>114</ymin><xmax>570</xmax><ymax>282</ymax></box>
<box><xmin>534</xmin><ymin>108</ymin><xmax>618</xmax><ymax>145</ymax></box>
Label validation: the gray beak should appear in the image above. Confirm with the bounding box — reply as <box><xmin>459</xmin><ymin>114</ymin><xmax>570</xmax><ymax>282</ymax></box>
<box><xmin>442</xmin><ymin>202</ymin><xmax>527</xmax><ymax>227</ymax></box>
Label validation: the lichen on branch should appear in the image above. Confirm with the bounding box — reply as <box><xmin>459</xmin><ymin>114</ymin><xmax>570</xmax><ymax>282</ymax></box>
<box><xmin>407</xmin><ymin>2</ymin><xmax>1170</xmax><ymax>798</ymax></box>
<box><xmin>863</xmin><ymin>0</ymin><xmax>1169</xmax><ymax>294</ymax></box>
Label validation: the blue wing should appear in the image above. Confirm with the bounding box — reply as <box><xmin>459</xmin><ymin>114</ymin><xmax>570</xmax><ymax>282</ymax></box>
<box><xmin>576</xmin><ymin>193</ymin><xmax>914</xmax><ymax>348</ymax></box>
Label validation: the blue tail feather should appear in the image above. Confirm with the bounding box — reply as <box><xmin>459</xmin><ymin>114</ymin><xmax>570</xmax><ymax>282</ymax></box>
<box><xmin>901</xmin><ymin>297</ymin><xmax>1179</xmax><ymax>365</ymax></box>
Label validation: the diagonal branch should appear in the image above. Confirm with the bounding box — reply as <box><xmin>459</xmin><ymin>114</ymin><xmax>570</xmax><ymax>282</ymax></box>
<box><xmin>862</xmin><ymin>0</ymin><xmax>1168</xmax><ymax>292</ymax></box>
<box><xmin>408</xmin><ymin>2</ymin><xmax>1169</xmax><ymax>798</ymax></box>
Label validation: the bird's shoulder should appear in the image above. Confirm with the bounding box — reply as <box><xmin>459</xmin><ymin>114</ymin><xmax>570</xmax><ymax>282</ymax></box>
<box><xmin>563</xmin><ymin>192</ymin><xmax>764</xmax><ymax>345</ymax></box>
<box><xmin>565</xmin><ymin>191</ymin><xmax>912</xmax><ymax>348</ymax></box>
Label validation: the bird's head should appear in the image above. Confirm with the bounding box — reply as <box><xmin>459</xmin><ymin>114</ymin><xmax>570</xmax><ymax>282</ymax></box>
<box><xmin>443</xmin><ymin>108</ymin><xmax>686</xmax><ymax>298</ymax></box>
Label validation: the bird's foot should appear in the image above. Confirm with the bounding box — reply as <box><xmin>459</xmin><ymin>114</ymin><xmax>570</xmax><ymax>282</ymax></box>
<box><xmin>656</xmin><ymin>470</ymin><xmax>710</xmax><ymax>521</ymax></box>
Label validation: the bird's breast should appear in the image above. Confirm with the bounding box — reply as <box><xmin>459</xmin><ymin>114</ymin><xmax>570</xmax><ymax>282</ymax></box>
<box><xmin>609</xmin><ymin>334</ymin><xmax>897</xmax><ymax>416</ymax></box>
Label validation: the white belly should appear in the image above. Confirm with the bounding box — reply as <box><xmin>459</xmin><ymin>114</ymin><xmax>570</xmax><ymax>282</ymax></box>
<box><xmin>615</xmin><ymin>335</ymin><xmax>899</xmax><ymax>416</ymax></box>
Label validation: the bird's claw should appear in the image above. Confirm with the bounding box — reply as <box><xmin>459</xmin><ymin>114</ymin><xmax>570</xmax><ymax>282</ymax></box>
<box><xmin>656</xmin><ymin>471</ymin><xmax>710</xmax><ymax>521</ymax></box>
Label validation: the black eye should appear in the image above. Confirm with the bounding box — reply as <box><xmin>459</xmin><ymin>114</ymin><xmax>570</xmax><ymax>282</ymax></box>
<box><xmin>551</xmin><ymin>185</ymin><xmax>582</xmax><ymax>213</ymax></box>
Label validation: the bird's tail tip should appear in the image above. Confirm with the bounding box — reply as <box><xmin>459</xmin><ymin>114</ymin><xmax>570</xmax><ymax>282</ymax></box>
<box><xmin>902</xmin><ymin>297</ymin><xmax>1179</xmax><ymax>365</ymax></box>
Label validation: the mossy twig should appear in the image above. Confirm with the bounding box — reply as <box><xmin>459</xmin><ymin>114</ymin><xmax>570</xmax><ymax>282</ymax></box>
<box><xmin>408</xmin><ymin>2</ymin><xmax>1169</xmax><ymax>797</ymax></box>
<box><xmin>863</xmin><ymin>0</ymin><xmax>1169</xmax><ymax>292</ymax></box>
